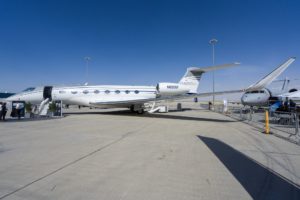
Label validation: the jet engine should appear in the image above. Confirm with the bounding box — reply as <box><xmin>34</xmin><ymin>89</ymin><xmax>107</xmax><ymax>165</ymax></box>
<box><xmin>156</xmin><ymin>83</ymin><xmax>189</xmax><ymax>96</ymax></box>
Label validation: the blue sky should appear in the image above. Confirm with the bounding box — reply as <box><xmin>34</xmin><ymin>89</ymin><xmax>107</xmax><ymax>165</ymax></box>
<box><xmin>0</xmin><ymin>0</ymin><xmax>299</xmax><ymax>96</ymax></box>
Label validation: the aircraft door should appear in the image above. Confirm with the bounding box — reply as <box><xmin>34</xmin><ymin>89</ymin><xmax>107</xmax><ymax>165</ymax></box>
<box><xmin>43</xmin><ymin>86</ymin><xmax>53</xmax><ymax>100</ymax></box>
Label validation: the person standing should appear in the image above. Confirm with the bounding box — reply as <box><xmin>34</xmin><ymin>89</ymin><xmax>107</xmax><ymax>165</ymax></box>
<box><xmin>223</xmin><ymin>99</ymin><xmax>228</xmax><ymax>113</ymax></box>
<box><xmin>16</xmin><ymin>102</ymin><xmax>21</xmax><ymax>120</ymax></box>
<box><xmin>289</xmin><ymin>99</ymin><xmax>296</xmax><ymax>111</ymax></box>
<box><xmin>0</xmin><ymin>102</ymin><xmax>3</xmax><ymax>121</ymax></box>
<box><xmin>1</xmin><ymin>102</ymin><xmax>7</xmax><ymax>121</ymax></box>
<box><xmin>208</xmin><ymin>101</ymin><xmax>212</xmax><ymax>110</ymax></box>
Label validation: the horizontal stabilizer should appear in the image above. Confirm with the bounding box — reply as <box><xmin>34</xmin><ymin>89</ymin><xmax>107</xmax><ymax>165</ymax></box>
<box><xmin>246</xmin><ymin>57</ymin><xmax>296</xmax><ymax>91</ymax></box>
<box><xmin>188</xmin><ymin>62</ymin><xmax>240</xmax><ymax>73</ymax></box>
<box><xmin>179</xmin><ymin>62</ymin><xmax>240</xmax><ymax>94</ymax></box>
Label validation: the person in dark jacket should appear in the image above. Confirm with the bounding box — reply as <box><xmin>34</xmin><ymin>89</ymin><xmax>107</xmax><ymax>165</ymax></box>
<box><xmin>289</xmin><ymin>99</ymin><xmax>296</xmax><ymax>111</ymax></box>
<box><xmin>1</xmin><ymin>102</ymin><xmax>7</xmax><ymax>121</ymax></box>
<box><xmin>208</xmin><ymin>101</ymin><xmax>212</xmax><ymax>110</ymax></box>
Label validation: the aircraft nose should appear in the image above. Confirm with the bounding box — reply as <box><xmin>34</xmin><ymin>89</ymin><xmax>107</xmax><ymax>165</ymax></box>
<box><xmin>241</xmin><ymin>94</ymin><xmax>248</xmax><ymax>104</ymax></box>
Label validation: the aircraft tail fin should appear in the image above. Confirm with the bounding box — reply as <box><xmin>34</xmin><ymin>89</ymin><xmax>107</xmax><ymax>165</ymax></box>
<box><xmin>179</xmin><ymin>62</ymin><xmax>240</xmax><ymax>93</ymax></box>
<box><xmin>246</xmin><ymin>57</ymin><xmax>296</xmax><ymax>91</ymax></box>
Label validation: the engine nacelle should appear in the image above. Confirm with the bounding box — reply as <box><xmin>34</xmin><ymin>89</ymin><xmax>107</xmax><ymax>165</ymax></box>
<box><xmin>156</xmin><ymin>82</ymin><xmax>189</xmax><ymax>96</ymax></box>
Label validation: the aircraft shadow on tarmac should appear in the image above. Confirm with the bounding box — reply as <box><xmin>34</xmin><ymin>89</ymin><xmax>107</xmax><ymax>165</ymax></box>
<box><xmin>198</xmin><ymin>135</ymin><xmax>300</xmax><ymax>200</ymax></box>
<box><xmin>64</xmin><ymin>110</ymin><xmax>236</xmax><ymax>123</ymax></box>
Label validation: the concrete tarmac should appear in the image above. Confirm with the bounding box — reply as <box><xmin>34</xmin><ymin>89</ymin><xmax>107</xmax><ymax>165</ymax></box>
<box><xmin>0</xmin><ymin>107</ymin><xmax>300</xmax><ymax>200</ymax></box>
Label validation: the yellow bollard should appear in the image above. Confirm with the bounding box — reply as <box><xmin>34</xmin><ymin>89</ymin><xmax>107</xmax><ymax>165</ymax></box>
<box><xmin>265</xmin><ymin>110</ymin><xmax>270</xmax><ymax>134</ymax></box>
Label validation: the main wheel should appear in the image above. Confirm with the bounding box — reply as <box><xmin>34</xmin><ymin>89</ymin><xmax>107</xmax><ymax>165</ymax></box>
<box><xmin>130</xmin><ymin>105</ymin><xmax>135</xmax><ymax>113</ymax></box>
<box><xmin>136</xmin><ymin>109</ymin><xmax>144</xmax><ymax>114</ymax></box>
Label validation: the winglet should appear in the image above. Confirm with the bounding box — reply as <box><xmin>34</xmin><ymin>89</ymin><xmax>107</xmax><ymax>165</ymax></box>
<box><xmin>246</xmin><ymin>57</ymin><xmax>296</xmax><ymax>91</ymax></box>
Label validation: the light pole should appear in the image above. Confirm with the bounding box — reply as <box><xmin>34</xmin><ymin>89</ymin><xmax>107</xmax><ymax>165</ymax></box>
<box><xmin>209</xmin><ymin>38</ymin><xmax>218</xmax><ymax>109</ymax></box>
<box><xmin>84</xmin><ymin>56</ymin><xmax>91</xmax><ymax>85</ymax></box>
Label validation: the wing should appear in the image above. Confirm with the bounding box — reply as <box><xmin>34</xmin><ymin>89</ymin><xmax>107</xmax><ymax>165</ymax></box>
<box><xmin>194</xmin><ymin>89</ymin><xmax>245</xmax><ymax>97</ymax></box>
<box><xmin>89</xmin><ymin>89</ymin><xmax>244</xmax><ymax>107</ymax></box>
<box><xmin>153</xmin><ymin>89</ymin><xmax>245</xmax><ymax>102</ymax></box>
<box><xmin>246</xmin><ymin>57</ymin><xmax>296</xmax><ymax>91</ymax></box>
<box><xmin>89</xmin><ymin>98</ymin><xmax>157</xmax><ymax>107</ymax></box>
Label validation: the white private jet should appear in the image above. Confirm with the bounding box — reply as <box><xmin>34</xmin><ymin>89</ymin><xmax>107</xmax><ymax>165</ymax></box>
<box><xmin>279</xmin><ymin>90</ymin><xmax>300</xmax><ymax>103</ymax></box>
<box><xmin>5</xmin><ymin>63</ymin><xmax>240</xmax><ymax>114</ymax></box>
<box><xmin>241</xmin><ymin>57</ymin><xmax>296</xmax><ymax>106</ymax></box>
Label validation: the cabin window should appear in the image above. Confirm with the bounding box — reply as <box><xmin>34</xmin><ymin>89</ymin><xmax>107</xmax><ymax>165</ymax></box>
<box><xmin>125</xmin><ymin>90</ymin><xmax>130</xmax><ymax>94</ymax></box>
<box><xmin>134</xmin><ymin>90</ymin><xmax>139</xmax><ymax>94</ymax></box>
<box><xmin>71</xmin><ymin>91</ymin><xmax>78</xmax><ymax>94</ymax></box>
<box><xmin>83</xmin><ymin>90</ymin><xmax>89</xmax><ymax>94</ymax></box>
<box><xmin>115</xmin><ymin>90</ymin><xmax>120</xmax><ymax>94</ymax></box>
<box><xmin>105</xmin><ymin>90</ymin><xmax>110</xmax><ymax>94</ymax></box>
<box><xmin>94</xmin><ymin>90</ymin><xmax>100</xmax><ymax>94</ymax></box>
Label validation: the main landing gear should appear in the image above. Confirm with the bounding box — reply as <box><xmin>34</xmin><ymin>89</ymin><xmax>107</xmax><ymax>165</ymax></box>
<box><xmin>130</xmin><ymin>105</ymin><xmax>145</xmax><ymax>114</ymax></box>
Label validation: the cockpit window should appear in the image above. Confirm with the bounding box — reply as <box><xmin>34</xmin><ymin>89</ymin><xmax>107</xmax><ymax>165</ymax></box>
<box><xmin>246</xmin><ymin>90</ymin><xmax>265</xmax><ymax>94</ymax></box>
<box><xmin>23</xmin><ymin>87</ymin><xmax>35</xmax><ymax>92</ymax></box>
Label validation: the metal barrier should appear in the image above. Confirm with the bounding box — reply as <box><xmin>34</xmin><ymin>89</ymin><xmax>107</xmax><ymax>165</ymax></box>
<box><xmin>212</xmin><ymin>104</ymin><xmax>300</xmax><ymax>144</ymax></box>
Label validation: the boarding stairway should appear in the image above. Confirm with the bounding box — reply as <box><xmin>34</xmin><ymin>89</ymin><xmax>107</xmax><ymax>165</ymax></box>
<box><xmin>38</xmin><ymin>98</ymin><xmax>50</xmax><ymax>116</ymax></box>
<box><xmin>146</xmin><ymin>102</ymin><xmax>169</xmax><ymax>113</ymax></box>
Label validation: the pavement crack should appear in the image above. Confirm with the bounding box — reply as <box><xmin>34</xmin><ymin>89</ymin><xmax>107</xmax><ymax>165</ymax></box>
<box><xmin>50</xmin><ymin>185</ymin><xmax>56</xmax><ymax>191</ymax></box>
